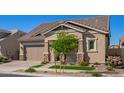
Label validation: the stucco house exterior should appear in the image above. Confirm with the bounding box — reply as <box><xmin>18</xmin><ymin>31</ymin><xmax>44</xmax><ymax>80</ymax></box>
<box><xmin>19</xmin><ymin>16</ymin><xmax>110</xmax><ymax>63</ymax></box>
<box><xmin>0</xmin><ymin>29</ymin><xmax>25</xmax><ymax>60</ymax></box>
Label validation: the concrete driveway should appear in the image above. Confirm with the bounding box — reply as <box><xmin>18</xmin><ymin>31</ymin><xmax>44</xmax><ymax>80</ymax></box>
<box><xmin>0</xmin><ymin>60</ymin><xmax>41</xmax><ymax>72</ymax></box>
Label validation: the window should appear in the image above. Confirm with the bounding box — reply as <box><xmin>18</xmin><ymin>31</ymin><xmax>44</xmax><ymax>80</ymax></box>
<box><xmin>87</xmin><ymin>38</ymin><xmax>97</xmax><ymax>51</ymax></box>
<box><xmin>89</xmin><ymin>40</ymin><xmax>95</xmax><ymax>50</ymax></box>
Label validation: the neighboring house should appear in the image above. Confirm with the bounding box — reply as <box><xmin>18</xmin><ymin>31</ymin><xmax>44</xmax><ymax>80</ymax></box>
<box><xmin>0</xmin><ymin>29</ymin><xmax>25</xmax><ymax>60</ymax></box>
<box><xmin>19</xmin><ymin>16</ymin><xmax>110</xmax><ymax>63</ymax></box>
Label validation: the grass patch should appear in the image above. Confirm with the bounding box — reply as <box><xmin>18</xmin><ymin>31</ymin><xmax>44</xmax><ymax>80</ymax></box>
<box><xmin>25</xmin><ymin>64</ymin><xmax>43</xmax><ymax>73</ymax></box>
<box><xmin>25</xmin><ymin>67</ymin><xmax>36</xmax><ymax>73</ymax></box>
<box><xmin>49</xmin><ymin>65</ymin><xmax>95</xmax><ymax>70</ymax></box>
<box><xmin>93</xmin><ymin>62</ymin><xmax>100</xmax><ymax>65</ymax></box>
<box><xmin>31</xmin><ymin>64</ymin><xmax>43</xmax><ymax>68</ymax></box>
<box><xmin>0</xmin><ymin>62</ymin><xmax>4</xmax><ymax>64</ymax></box>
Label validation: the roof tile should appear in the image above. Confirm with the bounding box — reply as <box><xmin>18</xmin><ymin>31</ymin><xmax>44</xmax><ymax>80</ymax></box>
<box><xmin>19</xmin><ymin>16</ymin><xmax>110</xmax><ymax>42</ymax></box>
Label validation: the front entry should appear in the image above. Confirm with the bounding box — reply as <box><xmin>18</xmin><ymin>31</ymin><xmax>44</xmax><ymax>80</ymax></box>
<box><xmin>49</xmin><ymin>46</ymin><xmax>77</xmax><ymax>64</ymax></box>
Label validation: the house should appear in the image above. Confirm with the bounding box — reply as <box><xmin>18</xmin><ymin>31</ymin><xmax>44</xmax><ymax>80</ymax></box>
<box><xmin>19</xmin><ymin>16</ymin><xmax>110</xmax><ymax>63</ymax></box>
<box><xmin>0</xmin><ymin>29</ymin><xmax>25</xmax><ymax>60</ymax></box>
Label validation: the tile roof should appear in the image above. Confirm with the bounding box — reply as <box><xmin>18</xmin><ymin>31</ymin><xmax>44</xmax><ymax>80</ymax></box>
<box><xmin>72</xmin><ymin>16</ymin><xmax>110</xmax><ymax>31</ymax></box>
<box><xmin>19</xmin><ymin>16</ymin><xmax>110</xmax><ymax>42</ymax></box>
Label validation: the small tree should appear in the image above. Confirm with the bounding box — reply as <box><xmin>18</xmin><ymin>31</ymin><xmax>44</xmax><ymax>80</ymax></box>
<box><xmin>51</xmin><ymin>31</ymin><xmax>78</xmax><ymax>73</ymax></box>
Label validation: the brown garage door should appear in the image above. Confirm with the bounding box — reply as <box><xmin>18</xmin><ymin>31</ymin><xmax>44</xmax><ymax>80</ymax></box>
<box><xmin>25</xmin><ymin>45</ymin><xmax>44</xmax><ymax>61</ymax></box>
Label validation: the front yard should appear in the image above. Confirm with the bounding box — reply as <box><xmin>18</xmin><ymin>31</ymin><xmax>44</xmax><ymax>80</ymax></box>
<box><xmin>14</xmin><ymin>61</ymin><xmax>124</xmax><ymax>77</ymax></box>
<box><xmin>49</xmin><ymin>65</ymin><xmax>95</xmax><ymax>70</ymax></box>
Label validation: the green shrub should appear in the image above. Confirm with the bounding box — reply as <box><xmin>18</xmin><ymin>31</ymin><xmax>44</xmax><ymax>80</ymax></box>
<box><xmin>92</xmin><ymin>72</ymin><xmax>102</xmax><ymax>77</ymax></box>
<box><xmin>106</xmin><ymin>65</ymin><xmax>114</xmax><ymax>71</ymax></box>
<box><xmin>44</xmin><ymin>71</ymin><xmax>48</xmax><ymax>73</ymax></box>
<box><xmin>91</xmin><ymin>64</ymin><xmax>95</xmax><ymax>68</ymax></box>
<box><xmin>105</xmin><ymin>62</ymin><xmax>109</xmax><ymax>65</ymax></box>
<box><xmin>41</xmin><ymin>61</ymin><xmax>49</xmax><ymax>64</ymax></box>
<box><xmin>93</xmin><ymin>62</ymin><xmax>100</xmax><ymax>65</ymax></box>
<box><xmin>0</xmin><ymin>56</ymin><xmax>9</xmax><ymax>63</ymax></box>
<box><xmin>61</xmin><ymin>61</ymin><xmax>66</xmax><ymax>65</ymax></box>
<box><xmin>79</xmin><ymin>61</ymin><xmax>89</xmax><ymax>66</ymax></box>
<box><xmin>0</xmin><ymin>62</ymin><xmax>3</xmax><ymax>64</ymax></box>
<box><xmin>25</xmin><ymin>67</ymin><xmax>36</xmax><ymax>73</ymax></box>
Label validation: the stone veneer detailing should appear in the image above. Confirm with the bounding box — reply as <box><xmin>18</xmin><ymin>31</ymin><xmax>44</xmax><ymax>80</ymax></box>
<box><xmin>77</xmin><ymin>53</ymin><xmax>84</xmax><ymax>62</ymax></box>
<box><xmin>43</xmin><ymin>54</ymin><xmax>49</xmax><ymax>62</ymax></box>
<box><xmin>19</xmin><ymin>55</ymin><xmax>24</xmax><ymax>60</ymax></box>
<box><xmin>77</xmin><ymin>37</ymin><xmax>84</xmax><ymax>63</ymax></box>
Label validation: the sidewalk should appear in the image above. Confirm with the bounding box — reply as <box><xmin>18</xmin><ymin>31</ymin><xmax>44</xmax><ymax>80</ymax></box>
<box><xmin>0</xmin><ymin>71</ymin><xmax>72</xmax><ymax>77</ymax></box>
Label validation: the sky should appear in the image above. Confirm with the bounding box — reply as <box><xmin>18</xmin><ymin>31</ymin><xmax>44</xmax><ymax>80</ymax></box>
<box><xmin>0</xmin><ymin>15</ymin><xmax>123</xmax><ymax>45</ymax></box>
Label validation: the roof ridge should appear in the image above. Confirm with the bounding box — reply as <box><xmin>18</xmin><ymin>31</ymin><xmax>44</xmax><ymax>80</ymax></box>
<box><xmin>19</xmin><ymin>16</ymin><xmax>110</xmax><ymax>42</ymax></box>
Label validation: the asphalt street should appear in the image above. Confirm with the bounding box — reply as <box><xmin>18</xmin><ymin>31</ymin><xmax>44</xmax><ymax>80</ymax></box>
<box><xmin>0</xmin><ymin>73</ymin><xmax>36</xmax><ymax>77</ymax></box>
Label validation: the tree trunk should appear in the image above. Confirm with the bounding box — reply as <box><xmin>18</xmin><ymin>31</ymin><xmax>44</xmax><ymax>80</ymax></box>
<box><xmin>62</xmin><ymin>54</ymin><xmax>65</xmax><ymax>73</ymax></box>
<box><xmin>55</xmin><ymin>61</ymin><xmax>57</xmax><ymax>73</ymax></box>
<box><xmin>60</xmin><ymin>54</ymin><xmax>62</xmax><ymax>73</ymax></box>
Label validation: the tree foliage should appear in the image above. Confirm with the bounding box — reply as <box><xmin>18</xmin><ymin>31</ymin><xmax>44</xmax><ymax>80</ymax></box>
<box><xmin>51</xmin><ymin>31</ymin><xmax>78</xmax><ymax>55</ymax></box>
<box><xmin>51</xmin><ymin>31</ymin><xmax>78</xmax><ymax>73</ymax></box>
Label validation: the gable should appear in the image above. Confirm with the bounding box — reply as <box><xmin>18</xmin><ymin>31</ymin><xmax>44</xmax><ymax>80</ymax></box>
<box><xmin>43</xmin><ymin>24</ymin><xmax>86</xmax><ymax>35</ymax></box>
<box><xmin>43</xmin><ymin>25</ymin><xmax>85</xmax><ymax>37</ymax></box>
<box><xmin>85</xmin><ymin>30</ymin><xmax>99</xmax><ymax>34</ymax></box>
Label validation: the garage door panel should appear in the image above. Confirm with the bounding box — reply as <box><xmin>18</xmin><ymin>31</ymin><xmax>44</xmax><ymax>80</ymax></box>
<box><xmin>25</xmin><ymin>45</ymin><xmax>44</xmax><ymax>61</ymax></box>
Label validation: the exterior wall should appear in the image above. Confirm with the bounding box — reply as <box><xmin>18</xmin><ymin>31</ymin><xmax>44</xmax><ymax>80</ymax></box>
<box><xmin>45</xmin><ymin>29</ymin><xmax>83</xmax><ymax>63</ymax></box>
<box><xmin>0</xmin><ymin>31</ymin><xmax>25</xmax><ymax>60</ymax></box>
<box><xmin>20</xmin><ymin>28</ymin><xmax>107</xmax><ymax>63</ymax></box>
<box><xmin>83</xmin><ymin>31</ymin><xmax>106</xmax><ymax>63</ymax></box>
<box><xmin>45</xmin><ymin>29</ymin><xmax>106</xmax><ymax>63</ymax></box>
<box><xmin>19</xmin><ymin>43</ymin><xmax>24</xmax><ymax>60</ymax></box>
<box><xmin>45</xmin><ymin>29</ymin><xmax>83</xmax><ymax>41</ymax></box>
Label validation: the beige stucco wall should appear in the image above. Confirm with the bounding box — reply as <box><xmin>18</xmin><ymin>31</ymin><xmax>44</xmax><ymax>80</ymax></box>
<box><xmin>45</xmin><ymin>29</ymin><xmax>106</xmax><ymax>63</ymax></box>
<box><xmin>45</xmin><ymin>29</ymin><xmax>83</xmax><ymax>62</ymax></box>
<box><xmin>45</xmin><ymin>29</ymin><xmax>83</xmax><ymax>42</ymax></box>
<box><xmin>84</xmin><ymin>33</ymin><xmax>106</xmax><ymax>63</ymax></box>
<box><xmin>21</xmin><ymin>28</ymin><xmax>107</xmax><ymax>63</ymax></box>
<box><xmin>0</xmin><ymin>31</ymin><xmax>25</xmax><ymax>60</ymax></box>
